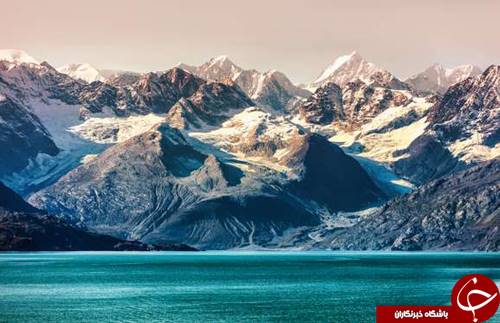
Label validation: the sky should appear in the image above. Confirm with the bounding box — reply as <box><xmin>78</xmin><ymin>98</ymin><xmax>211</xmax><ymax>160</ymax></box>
<box><xmin>1</xmin><ymin>0</ymin><xmax>499</xmax><ymax>83</ymax></box>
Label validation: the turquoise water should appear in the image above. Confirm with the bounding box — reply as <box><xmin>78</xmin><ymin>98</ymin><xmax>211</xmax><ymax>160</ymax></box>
<box><xmin>0</xmin><ymin>252</ymin><xmax>499</xmax><ymax>322</ymax></box>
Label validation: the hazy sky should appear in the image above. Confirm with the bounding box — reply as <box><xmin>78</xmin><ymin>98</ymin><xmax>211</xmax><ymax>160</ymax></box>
<box><xmin>1</xmin><ymin>0</ymin><xmax>499</xmax><ymax>83</ymax></box>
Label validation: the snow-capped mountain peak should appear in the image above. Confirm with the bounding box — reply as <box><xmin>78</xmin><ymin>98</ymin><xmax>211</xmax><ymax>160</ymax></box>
<box><xmin>0</xmin><ymin>49</ymin><xmax>39</xmax><ymax>65</ymax></box>
<box><xmin>204</xmin><ymin>55</ymin><xmax>242</xmax><ymax>76</ymax></box>
<box><xmin>445</xmin><ymin>64</ymin><xmax>482</xmax><ymax>85</ymax></box>
<box><xmin>406</xmin><ymin>63</ymin><xmax>482</xmax><ymax>94</ymax></box>
<box><xmin>314</xmin><ymin>51</ymin><xmax>360</xmax><ymax>83</ymax></box>
<box><xmin>209</xmin><ymin>55</ymin><xmax>231</xmax><ymax>65</ymax></box>
<box><xmin>179</xmin><ymin>55</ymin><xmax>244</xmax><ymax>83</ymax></box>
<box><xmin>308</xmin><ymin>51</ymin><xmax>381</xmax><ymax>90</ymax></box>
<box><xmin>174</xmin><ymin>62</ymin><xmax>196</xmax><ymax>73</ymax></box>
<box><xmin>57</xmin><ymin>63</ymin><xmax>105</xmax><ymax>83</ymax></box>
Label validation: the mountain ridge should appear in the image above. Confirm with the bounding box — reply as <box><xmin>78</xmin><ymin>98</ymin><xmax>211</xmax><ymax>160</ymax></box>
<box><xmin>406</xmin><ymin>63</ymin><xmax>482</xmax><ymax>94</ymax></box>
<box><xmin>176</xmin><ymin>55</ymin><xmax>310</xmax><ymax>111</ymax></box>
<box><xmin>0</xmin><ymin>49</ymin><xmax>497</xmax><ymax>250</ymax></box>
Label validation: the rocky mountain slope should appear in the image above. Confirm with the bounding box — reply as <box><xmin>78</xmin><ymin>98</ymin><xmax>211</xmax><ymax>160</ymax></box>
<box><xmin>319</xmin><ymin>159</ymin><xmax>499</xmax><ymax>251</ymax></box>
<box><xmin>298</xmin><ymin>79</ymin><xmax>412</xmax><ymax>130</ymax></box>
<box><xmin>0</xmin><ymin>57</ymin><xmax>84</xmax><ymax>106</ymax></box>
<box><xmin>165</xmin><ymin>79</ymin><xmax>254</xmax><ymax>130</ymax></box>
<box><xmin>394</xmin><ymin>65</ymin><xmax>499</xmax><ymax>184</ymax></box>
<box><xmin>297</xmin><ymin>52</ymin><xmax>415</xmax><ymax>132</ymax></box>
<box><xmin>190</xmin><ymin>107</ymin><xmax>385</xmax><ymax>202</ymax></box>
<box><xmin>0</xmin><ymin>182</ymin><xmax>195</xmax><ymax>251</ymax></box>
<box><xmin>76</xmin><ymin>67</ymin><xmax>251</xmax><ymax>117</ymax></box>
<box><xmin>0</xmin><ymin>96</ymin><xmax>59</xmax><ymax>177</ymax></box>
<box><xmin>103</xmin><ymin>70</ymin><xmax>142</xmax><ymax>86</ymax></box>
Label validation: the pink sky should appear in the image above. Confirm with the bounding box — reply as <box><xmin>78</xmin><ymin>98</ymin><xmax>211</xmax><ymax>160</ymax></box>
<box><xmin>1</xmin><ymin>0</ymin><xmax>498</xmax><ymax>83</ymax></box>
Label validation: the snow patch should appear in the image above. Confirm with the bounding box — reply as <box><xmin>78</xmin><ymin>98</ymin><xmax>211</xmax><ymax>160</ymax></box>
<box><xmin>69</xmin><ymin>113</ymin><xmax>165</xmax><ymax>144</ymax></box>
<box><xmin>329</xmin><ymin>98</ymin><xmax>433</xmax><ymax>163</ymax></box>
<box><xmin>81</xmin><ymin>154</ymin><xmax>99</xmax><ymax>164</ymax></box>
<box><xmin>334</xmin><ymin>117</ymin><xmax>429</xmax><ymax>163</ymax></box>
<box><xmin>189</xmin><ymin>107</ymin><xmax>300</xmax><ymax>173</ymax></box>
<box><xmin>448</xmin><ymin>133</ymin><xmax>500</xmax><ymax>162</ymax></box>
<box><xmin>360</xmin><ymin>96</ymin><xmax>430</xmax><ymax>134</ymax></box>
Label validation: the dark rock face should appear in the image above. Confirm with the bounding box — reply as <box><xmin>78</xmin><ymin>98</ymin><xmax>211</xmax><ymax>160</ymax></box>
<box><xmin>77</xmin><ymin>68</ymin><xmax>207</xmax><ymax>116</ymax></box>
<box><xmin>78</xmin><ymin>82</ymin><xmax>119</xmax><ymax>114</ymax></box>
<box><xmin>299</xmin><ymin>82</ymin><xmax>343</xmax><ymax>124</ymax></box>
<box><xmin>0</xmin><ymin>181</ymin><xmax>38</xmax><ymax>213</ymax></box>
<box><xmin>288</xmin><ymin>134</ymin><xmax>385</xmax><ymax>211</ymax></box>
<box><xmin>392</xmin><ymin>135</ymin><xmax>465</xmax><ymax>185</ymax></box>
<box><xmin>103</xmin><ymin>71</ymin><xmax>142</xmax><ymax>87</ymax></box>
<box><xmin>131</xmin><ymin>68</ymin><xmax>205</xmax><ymax>114</ymax></box>
<box><xmin>166</xmin><ymin>80</ymin><xmax>254</xmax><ymax>129</ymax></box>
<box><xmin>0</xmin><ymin>97</ymin><xmax>59</xmax><ymax>177</ymax></box>
<box><xmin>321</xmin><ymin>159</ymin><xmax>500</xmax><ymax>251</ymax></box>
<box><xmin>368</xmin><ymin>70</ymin><xmax>410</xmax><ymax>91</ymax></box>
<box><xmin>191</xmin><ymin>155</ymin><xmax>244</xmax><ymax>191</ymax></box>
<box><xmin>298</xmin><ymin>79</ymin><xmax>411</xmax><ymax>129</ymax></box>
<box><xmin>76</xmin><ymin>68</ymin><xmax>254</xmax><ymax>129</ymax></box>
<box><xmin>341</xmin><ymin>80</ymin><xmax>410</xmax><ymax>130</ymax></box>
<box><xmin>0</xmin><ymin>181</ymin><xmax>195</xmax><ymax>251</ymax></box>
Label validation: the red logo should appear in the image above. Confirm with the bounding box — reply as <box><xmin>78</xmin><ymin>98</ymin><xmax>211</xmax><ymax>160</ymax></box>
<box><xmin>377</xmin><ymin>274</ymin><xmax>499</xmax><ymax>322</ymax></box>
<box><xmin>451</xmin><ymin>274</ymin><xmax>499</xmax><ymax>323</ymax></box>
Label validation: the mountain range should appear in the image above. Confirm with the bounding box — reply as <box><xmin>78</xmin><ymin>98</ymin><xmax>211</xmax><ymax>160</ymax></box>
<box><xmin>177</xmin><ymin>56</ymin><xmax>311</xmax><ymax>111</ymax></box>
<box><xmin>0</xmin><ymin>49</ymin><xmax>497</xmax><ymax>251</ymax></box>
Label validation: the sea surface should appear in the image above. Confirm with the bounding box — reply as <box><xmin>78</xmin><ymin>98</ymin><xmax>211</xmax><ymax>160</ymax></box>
<box><xmin>0</xmin><ymin>252</ymin><xmax>499</xmax><ymax>322</ymax></box>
